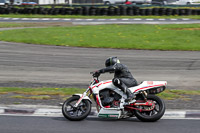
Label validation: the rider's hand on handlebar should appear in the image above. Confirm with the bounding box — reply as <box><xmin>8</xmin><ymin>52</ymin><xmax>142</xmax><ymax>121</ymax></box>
<box><xmin>93</xmin><ymin>71</ymin><xmax>100</xmax><ymax>77</ymax></box>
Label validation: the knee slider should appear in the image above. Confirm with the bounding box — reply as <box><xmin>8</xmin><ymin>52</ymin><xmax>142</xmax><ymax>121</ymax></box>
<box><xmin>112</xmin><ymin>78</ymin><xmax>121</xmax><ymax>86</ymax></box>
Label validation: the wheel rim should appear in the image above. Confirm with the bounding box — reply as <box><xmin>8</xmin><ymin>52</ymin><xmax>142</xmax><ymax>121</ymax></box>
<box><xmin>139</xmin><ymin>100</ymin><xmax>161</xmax><ymax>117</ymax></box>
<box><xmin>63</xmin><ymin>99</ymin><xmax>88</xmax><ymax>117</ymax></box>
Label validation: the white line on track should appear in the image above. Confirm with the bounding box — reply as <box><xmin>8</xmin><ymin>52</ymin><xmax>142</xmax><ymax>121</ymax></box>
<box><xmin>146</xmin><ymin>19</ymin><xmax>154</xmax><ymax>21</ymax></box>
<box><xmin>170</xmin><ymin>19</ymin><xmax>178</xmax><ymax>21</ymax></box>
<box><xmin>86</xmin><ymin>19</ymin><xmax>94</xmax><ymax>21</ymax></box>
<box><xmin>2</xmin><ymin>18</ymin><xmax>10</xmax><ymax>20</ymax></box>
<box><xmin>158</xmin><ymin>19</ymin><xmax>166</xmax><ymax>21</ymax></box>
<box><xmin>11</xmin><ymin>18</ymin><xmax>20</xmax><ymax>20</ymax></box>
<box><xmin>133</xmin><ymin>18</ymin><xmax>142</xmax><ymax>21</ymax></box>
<box><xmin>52</xmin><ymin>18</ymin><xmax>60</xmax><ymax>21</ymax></box>
<box><xmin>21</xmin><ymin>18</ymin><xmax>29</xmax><ymax>20</ymax></box>
<box><xmin>31</xmin><ymin>18</ymin><xmax>40</xmax><ymax>20</ymax></box>
<box><xmin>74</xmin><ymin>19</ymin><xmax>82</xmax><ymax>21</ymax></box>
<box><xmin>122</xmin><ymin>19</ymin><xmax>129</xmax><ymax>21</ymax></box>
<box><xmin>182</xmin><ymin>18</ymin><xmax>190</xmax><ymax>20</ymax></box>
<box><xmin>97</xmin><ymin>19</ymin><xmax>106</xmax><ymax>21</ymax></box>
<box><xmin>63</xmin><ymin>19</ymin><xmax>71</xmax><ymax>21</ymax></box>
<box><xmin>0</xmin><ymin>114</ymin><xmax>200</xmax><ymax>120</ymax></box>
<box><xmin>41</xmin><ymin>18</ymin><xmax>50</xmax><ymax>20</ymax></box>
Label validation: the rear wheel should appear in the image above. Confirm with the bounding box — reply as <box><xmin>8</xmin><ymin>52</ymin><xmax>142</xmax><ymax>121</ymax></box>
<box><xmin>62</xmin><ymin>96</ymin><xmax>91</xmax><ymax>121</ymax></box>
<box><xmin>135</xmin><ymin>95</ymin><xmax>165</xmax><ymax>122</ymax></box>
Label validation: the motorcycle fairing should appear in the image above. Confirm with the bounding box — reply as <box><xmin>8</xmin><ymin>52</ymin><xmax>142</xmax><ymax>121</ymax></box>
<box><xmin>129</xmin><ymin>81</ymin><xmax>167</xmax><ymax>94</ymax></box>
<box><xmin>91</xmin><ymin>80</ymin><xmax>127</xmax><ymax>110</ymax></box>
<box><xmin>98</xmin><ymin>108</ymin><xmax>122</xmax><ymax>119</ymax></box>
<box><xmin>92</xmin><ymin>80</ymin><xmax>118</xmax><ymax>94</ymax></box>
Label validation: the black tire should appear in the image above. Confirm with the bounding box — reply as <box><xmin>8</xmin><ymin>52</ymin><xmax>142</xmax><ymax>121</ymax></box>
<box><xmin>135</xmin><ymin>95</ymin><xmax>165</xmax><ymax>122</ymax></box>
<box><xmin>62</xmin><ymin>96</ymin><xmax>91</xmax><ymax>121</ymax></box>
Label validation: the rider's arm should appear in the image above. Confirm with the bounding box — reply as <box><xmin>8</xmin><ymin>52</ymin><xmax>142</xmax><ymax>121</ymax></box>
<box><xmin>98</xmin><ymin>63</ymin><xmax>123</xmax><ymax>73</ymax></box>
<box><xmin>94</xmin><ymin>63</ymin><xmax>122</xmax><ymax>77</ymax></box>
<box><xmin>99</xmin><ymin>66</ymin><xmax>115</xmax><ymax>73</ymax></box>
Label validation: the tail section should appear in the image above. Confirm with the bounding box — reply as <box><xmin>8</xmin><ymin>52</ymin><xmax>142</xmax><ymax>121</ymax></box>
<box><xmin>129</xmin><ymin>81</ymin><xmax>167</xmax><ymax>94</ymax></box>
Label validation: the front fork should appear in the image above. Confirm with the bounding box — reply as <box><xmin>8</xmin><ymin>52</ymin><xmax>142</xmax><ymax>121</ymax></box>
<box><xmin>74</xmin><ymin>88</ymin><xmax>92</xmax><ymax>108</ymax></box>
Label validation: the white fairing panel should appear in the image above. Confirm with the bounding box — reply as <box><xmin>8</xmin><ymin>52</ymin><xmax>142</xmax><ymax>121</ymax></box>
<box><xmin>92</xmin><ymin>80</ymin><xmax>167</xmax><ymax>94</ymax></box>
<box><xmin>92</xmin><ymin>80</ymin><xmax>118</xmax><ymax>94</ymax></box>
<box><xmin>129</xmin><ymin>81</ymin><xmax>167</xmax><ymax>93</ymax></box>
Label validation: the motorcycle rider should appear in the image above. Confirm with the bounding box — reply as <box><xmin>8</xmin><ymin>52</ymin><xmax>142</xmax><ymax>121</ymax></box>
<box><xmin>93</xmin><ymin>57</ymin><xmax>137</xmax><ymax>102</ymax></box>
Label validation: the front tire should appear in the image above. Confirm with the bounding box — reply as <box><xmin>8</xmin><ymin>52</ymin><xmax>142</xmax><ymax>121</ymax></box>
<box><xmin>135</xmin><ymin>95</ymin><xmax>165</xmax><ymax>122</ymax></box>
<box><xmin>62</xmin><ymin>96</ymin><xmax>91</xmax><ymax>121</ymax></box>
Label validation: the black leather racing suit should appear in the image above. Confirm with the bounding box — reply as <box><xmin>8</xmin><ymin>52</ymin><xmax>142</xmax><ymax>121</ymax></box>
<box><xmin>98</xmin><ymin>63</ymin><xmax>137</xmax><ymax>93</ymax></box>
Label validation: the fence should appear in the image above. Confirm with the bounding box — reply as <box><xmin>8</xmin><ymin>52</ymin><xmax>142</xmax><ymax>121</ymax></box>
<box><xmin>0</xmin><ymin>5</ymin><xmax>200</xmax><ymax>16</ymax></box>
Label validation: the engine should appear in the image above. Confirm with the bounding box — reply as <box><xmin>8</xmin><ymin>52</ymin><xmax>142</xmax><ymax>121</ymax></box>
<box><xmin>99</xmin><ymin>89</ymin><xmax>122</xmax><ymax>108</ymax></box>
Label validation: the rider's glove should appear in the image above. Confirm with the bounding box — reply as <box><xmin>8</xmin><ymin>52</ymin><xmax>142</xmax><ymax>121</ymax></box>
<box><xmin>93</xmin><ymin>71</ymin><xmax>100</xmax><ymax>77</ymax></box>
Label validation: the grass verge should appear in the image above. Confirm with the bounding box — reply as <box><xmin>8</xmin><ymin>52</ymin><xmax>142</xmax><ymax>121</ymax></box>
<box><xmin>10</xmin><ymin>95</ymin><xmax>52</xmax><ymax>100</ymax></box>
<box><xmin>0</xmin><ymin>87</ymin><xmax>86</xmax><ymax>96</ymax></box>
<box><xmin>157</xmin><ymin>89</ymin><xmax>200</xmax><ymax>100</ymax></box>
<box><xmin>0</xmin><ymin>22</ymin><xmax>74</xmax><ymax>28</ymax></box>
<box><xmin>0</xmin><ymin>22</ymin><xmax>34</xmax><ymax>28</ymax></box>
<box><xmin>0</xmin><ymin>24</ymin><xmax>200</xmax><ymax>51</ymax></box>
<box><xmin>0</xmin><ymin>87</ymin><xmax>199</xmax><ymax>100</ymax></box>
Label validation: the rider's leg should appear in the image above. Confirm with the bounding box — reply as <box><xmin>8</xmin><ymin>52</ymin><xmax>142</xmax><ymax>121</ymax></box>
<box><xmin>112</xmin><ymin>78</ymin><xmax>135</xmax><ymax>102</ymax></box>
<box><xmin>120</xmin><ymin>82</ymin><xmax>135</xmax><ymax>102</ymax></box>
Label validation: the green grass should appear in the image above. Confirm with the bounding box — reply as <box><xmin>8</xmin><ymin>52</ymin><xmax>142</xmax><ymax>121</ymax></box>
<box><xmin>0</xmin><ymin>14</ymin><xmax>200</xmax><ymax>19</ymax></box>
<box><xmin>0</xmin><ymin>22</ymin><xmax>40</xmax><ymax>28</ymax></box>
<box><xmin>0</xmin><ymin>87</ymin><xmax>86</xmax><ymax>96</ymax></box>
<box><xmin>157</xmin><ymin>91</ymin><xmax>183</xmax><ymax>100</ymax></box>
<box><xmin>10</xmin><ymin>95</ymin><xmax>52</xmax><ymax>100</ymax></box>
<box><xmin>0</xmin><ymin>23</ymin><xmax>25</xmax><ymax>28</ymax></box>
<box><xmin>157</xmin><ymin>89</ymin><xmax>200</xmax><ymax>100</ymax></box>
<box><xmin>0</xmin><ymin>87</ymin><xmax>199</xmax><ymax>100</ymax></box>
<box><xmin>168</xmin><ymin>90</ymin><xmax>200</xmax><ymax>95</ymax></box>
<box><xmin>0</xmin><ymin>24</ymin><xmax>200</xmax><ymax>51</ymax></box>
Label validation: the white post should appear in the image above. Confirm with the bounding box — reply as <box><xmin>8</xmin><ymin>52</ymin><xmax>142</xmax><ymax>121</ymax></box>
<box><xmin>69</xmin><ymin>0</ymin><xmax>72</xmax><ymax>5</ymax></box>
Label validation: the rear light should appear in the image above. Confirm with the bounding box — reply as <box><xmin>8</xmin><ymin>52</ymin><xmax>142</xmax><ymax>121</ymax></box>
<box><xmin>147</xmin><ymin>86</ymin><xmax>166</xmax><ymax>94</ymax></box>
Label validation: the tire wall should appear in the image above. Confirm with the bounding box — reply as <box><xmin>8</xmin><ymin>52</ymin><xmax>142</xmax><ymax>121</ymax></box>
<box><xmin>0</xmin><ymin>6</ymin><xmax>200</xmax><ymax>16</ymax></box>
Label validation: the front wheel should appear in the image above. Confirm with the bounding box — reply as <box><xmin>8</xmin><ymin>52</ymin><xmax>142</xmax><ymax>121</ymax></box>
<box><xmin>135</xmin><ymin>95</ymin><xmax>165</xmax><ymax>122</ymax></box>
<box><xmin>62</xmin><ymin>96</ymin><xmax>91</xmax><ymax>121</ymax></box>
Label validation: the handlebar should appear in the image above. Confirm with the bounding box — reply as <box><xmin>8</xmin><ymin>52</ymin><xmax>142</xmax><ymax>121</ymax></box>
<box><xmin>90</xmin><ymin>71</ymin><xmax>100</xmax><ymax>78</ymax></box>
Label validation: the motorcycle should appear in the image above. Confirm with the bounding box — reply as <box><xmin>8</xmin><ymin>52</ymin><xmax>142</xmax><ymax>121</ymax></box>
<box><xmin>62</xmin><ymin>72</ymin><xmax>167</xmax><ymax>122</ymax></box>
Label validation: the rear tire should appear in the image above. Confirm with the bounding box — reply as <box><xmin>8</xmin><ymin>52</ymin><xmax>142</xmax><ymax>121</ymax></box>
<box><xmin>135</xmin><ymin>95</ymin><xmax>165</xmax><ymax>122</ymax></box>
<box><xmin>62</xmin><ymin>96</ymin><xmax>91</xmax><ymax>121</ymax></box>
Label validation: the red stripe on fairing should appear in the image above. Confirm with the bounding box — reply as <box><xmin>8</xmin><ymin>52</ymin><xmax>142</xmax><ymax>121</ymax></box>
<box><xmin>103</xmin><ymin>81</ymin><xmax>112</xmax><ymax>84</ymax></box>
<box><xmin>96</xmin><ymin>95</ymin><xmax>101</xmax><ymax>106</ymax></box>
<box><xmin>134</xmin><ymin>84</ymin><xmax>164</xmax><ymax>92</ymax></box>
<box><xmin>96</xmin><ymin>81</ymin><xmax>112</xmax><ymax>88</ymax></box>
<box><xmin>97</xmin><ymin>83</ymin><xmax>103</xmax><ymax>87</ymax></box>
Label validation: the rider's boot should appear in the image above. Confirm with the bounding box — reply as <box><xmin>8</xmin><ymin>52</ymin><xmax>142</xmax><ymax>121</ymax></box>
<box><xmin>125</xmin><ymin>88</ymin><xmax>136</xmax><ymax>103</ymax></box>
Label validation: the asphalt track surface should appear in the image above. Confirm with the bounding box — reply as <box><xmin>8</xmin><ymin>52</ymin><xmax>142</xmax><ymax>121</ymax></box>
<box><xmin>0</xmin><ymin>115</ymin><xmax>199</xmax><ymax>133</ymax></box>
<box><xmin>0</xmin><ymin>17</ymin><xmax>200</xmax><ymax>24</ymax></box>
<box><xmin>0</xmin><ymin>41</ymin><xmax>199</xmax><ymax>90</ymax></box>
